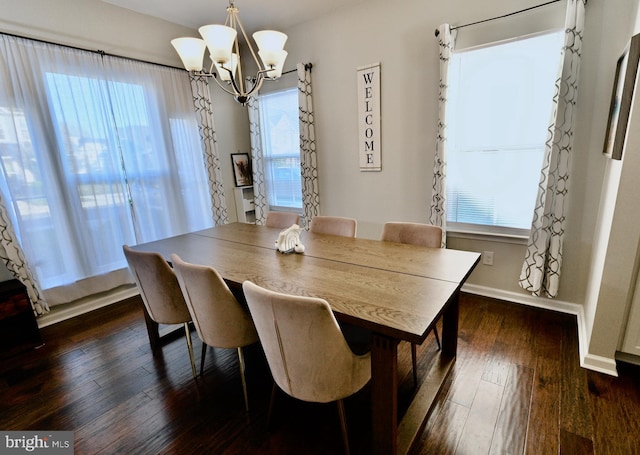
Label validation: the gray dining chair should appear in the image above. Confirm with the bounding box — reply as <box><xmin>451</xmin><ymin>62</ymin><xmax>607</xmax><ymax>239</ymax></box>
<box><xmin>309</xmin><ymin>215</ymin><xmax>357</xmax><ymax>238</ymax></box>
<box><xmin>380</xmin><ymin>222</ymin><xmax>443</xmax><ymax>386</ymax></box>
<box><xmin>122</xmin><ymin>245</ymin><xmax>197</xmax><ymax>378</ymax></box>
<box><xmin>242</xmin><ymin>280</ymin><xmax>371</xmax><ymax>455</ymax></box>
<box><xmin>171</xmin><ymin>254</ymin><xmax>259</xmax><ymax>412</ymax></box>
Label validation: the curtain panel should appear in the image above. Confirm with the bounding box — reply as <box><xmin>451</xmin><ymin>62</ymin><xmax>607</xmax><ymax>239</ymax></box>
<box><xmin>429</xmin><ymin>24</ymin><xmax>454</xmax><ymax>247</ymax></box>
<box><xmin>297</xmin><ymin>63</ymin><xmax>320</xmax><ymax>229</ymax></box>
<box><xmin>247</xmin><ymin>96</ymin><xmax>269</xmax><ymax>225</ymax></box>
<box><xmin>0</xmin><ymin>34</ymin><xmax>213</xmax><ymax>310</ymax></box>
<box><xmin>189</xmin><ymin>74</ymin><xmax>229</xmax><ymax>226</ymax></box>
<box><xmin>519</xmin><ymin>0</ymin><xmax>586</xmax><ymax>298</ymax></box>
<box><xmin>0</xmin><ymin>192</ymin><xmax>48</xmax><ymax>315</ymax></box>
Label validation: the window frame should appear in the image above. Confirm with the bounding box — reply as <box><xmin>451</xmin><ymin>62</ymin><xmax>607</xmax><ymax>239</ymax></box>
<box><xmin>444</xmin><ymin>29</ymin><xmax>564</xmax><ymax>239</ymax></box>
<box><xmin>258</xmin><ymin>86</ymin><xmax>303</xmax><ymax>214</ymax></box>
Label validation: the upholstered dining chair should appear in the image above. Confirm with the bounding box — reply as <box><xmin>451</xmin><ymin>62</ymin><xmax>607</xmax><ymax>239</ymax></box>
<box><xmin>309</xmin><ymin>215</ymin><xmax>357</xmax><ymax>238</ymax></box>
<box><xmin>380</xmin><ymin>222</ymin><xmax>443</xmax><ymax>386</ymax></box>
<box><xmin>170</xmin><ymin>254</ymin><xmax>259</xmax><ymax>411</ymax></box>
<box><xmin>265</xmin><ymin>211</ymin><xmax>300</xmax><ymax>229</ymax></box>
<box><xmin>122</xmin><ymin>245</ymin><xmax>197</xmax><ymax>378</ymax></box>
<box><xmin>242</xmin><ymin>281</ymin><xmax>371</xmax><ymax>455</ymax></box>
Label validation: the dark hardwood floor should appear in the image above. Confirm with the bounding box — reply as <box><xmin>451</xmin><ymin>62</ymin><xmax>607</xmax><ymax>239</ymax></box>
<box><xmin>1</xmin><ymin>293</ymin><xmax>639</xmax><ymax>454</ymax></box>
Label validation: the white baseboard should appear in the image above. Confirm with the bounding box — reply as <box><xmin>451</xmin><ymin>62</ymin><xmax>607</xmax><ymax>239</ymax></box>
<box><xmin>615</xmin><ymin>351</ymin><xmax>640</xmax><ymax>367</ymax></box>
<box><xmin>37</xmin><ymin>286</ymin><xmax>139</xmax><ymax>328</ymax></box>
<box><xmin>582</xmin><ymin>353</ymin><xmax>619</xmax><ymax>376</ymax></box>
<box><xmin>461</xmin><ymin>283</ymin><xmax>618</xmax><ymax>376</ymax></box>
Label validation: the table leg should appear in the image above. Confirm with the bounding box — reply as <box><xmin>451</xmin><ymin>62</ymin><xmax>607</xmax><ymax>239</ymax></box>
<box><xmin>141</xmin><ymin>303</ymin><xmax>161</xmax><ymax>353</ymax></box>
<box><xmin>441</xmin><ymin>291</ymin><xmax>459</xmax><ymax>357</ymax></box>
<box><xmin>371</xmin><ymin>333</ymin><xmax>399</xmax><ymax>455</ymax></box>
<box><xmin>396</xmin><ymin>294</ymin><xmax>459</xmax><ymax>454</ymax></box>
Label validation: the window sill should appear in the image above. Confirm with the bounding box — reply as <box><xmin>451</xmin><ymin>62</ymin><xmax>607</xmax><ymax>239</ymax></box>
<box><xmin>446</xmin><ymin>227</ymin><xmax>529</xmax><ymax>245</ymax></box>
<box><xmin>269</xmin><ymin>206</ymin><xmax>304</xmax><ymax>215</ymax></box>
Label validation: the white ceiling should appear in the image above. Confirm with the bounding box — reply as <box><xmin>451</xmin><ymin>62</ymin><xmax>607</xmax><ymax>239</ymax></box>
<box><xmin>101</xmin><ymin>0</ymin><xmax>364</xmax><ymax>34</ymax></box>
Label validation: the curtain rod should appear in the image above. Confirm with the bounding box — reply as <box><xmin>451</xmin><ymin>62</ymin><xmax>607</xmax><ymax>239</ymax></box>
<box><xmin>250</xmin><ymin>63</ymin><xmax>312</xmax><ymax>83</ymax></box>
<box><xmin>281</xmin><ymin>63</ymin><xmax>313</xmax><ymax>76</ymax></box>
<box><xmin>2</xmin><ymin>31</ymin><xmax>314</xmax><ymax>77</ymax></box>
<box><xmin>0</xmin><ymin>30</ymin><xmax>184</xmax><ymax>71</ymax></box>
<box><xmin>434</xmin><ymin>0</ymin><xmax>563</xmax><ymax>37</ymax></box>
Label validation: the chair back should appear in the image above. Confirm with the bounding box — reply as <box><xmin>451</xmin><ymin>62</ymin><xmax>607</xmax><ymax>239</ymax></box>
<box><xmin>265</xmin><ymin>211</ymin><xmax>301</xmax><ymax>229</ymax></box>
<box><xmin>242</xmin><ymin>281</ymin><xmax>370</xmax><ymax>403</ymax></box>
<box><xmin>122</xmin><ymin>245</ymin><xmax>191</xmax><ymax>325</ymax></box>
<box><xmin>381</xmin><ymin>222</ymin><xmax>443</xmax><ymax>248</ymax></box>
<box><xmin>309</xmin><ymin>216</ymin><xmax>357</xmax><ymax>238</ymax></box>
<box><xmin>171</xmin><ymin>254</ymin><xmax>258</xmax><ymax>349</ymax></box>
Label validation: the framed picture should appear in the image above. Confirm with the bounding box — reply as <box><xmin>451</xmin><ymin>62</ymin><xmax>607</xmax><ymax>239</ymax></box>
<box><xmin>231</xmin><ymin>153</ymin><xmax>253</xmax><ymax>187</ymax></box>
<box><xmin>603</xmin><ymin>33</ymin><xmax>640</xmax><ymax>160</ymax></box>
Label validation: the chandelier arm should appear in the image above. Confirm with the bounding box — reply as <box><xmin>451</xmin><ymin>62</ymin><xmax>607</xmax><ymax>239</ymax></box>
<box><xmin>208</xmin><ymin>72</ymin><xmax>244</xmax><ymax>97</ymax></box>
<box><xmin>234</xmin><ymin>12</ymin><xmax>264</xmax><ymax>71</ymax></box>
<box><xmin>207</xmin><ymin>60</ymin><xmax>216</xmax><ymax>76</ymax></box>
<box><xmin>243</xmin><ymin>73</ymin><xmax>266</xmax><ymax>98</ymax></box>
<box><xmin>259</xmin><ymin>66</ymin><xmax>278</xmax><ymax>81</ymax></box>
<box><xmin>226</xmin><ymin>68</ymin><xmax>249</xmax><ymax>98</ymax></box>
<box><xmin>225</xmin><ymin>2</ymin><xmax>235</xmax><ymax>27</ymax></box>
<box><xmin>232</xmin><ymin>38</ymin><xmax>245</xmax><ymax>93</ymax></box>
<box><xmin>206</xmin><ymin>68</ymin><xmax>263</xmax><ymax>101</ymax></box>
<box><xmin>226</xmin><ymin>7</ymin><xmax>245</xmax><ymax>93</ymax></box>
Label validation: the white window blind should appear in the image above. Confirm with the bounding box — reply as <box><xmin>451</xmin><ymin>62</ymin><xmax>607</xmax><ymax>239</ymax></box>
<box><xmin>259</xmin><ymin>88</ymin><xmax>302</xmax><ymax>211</ymax></box>
<box><xmin>446</xmin><ymin>31</ymin><xmax>564</xmax><ymax>236</ymax></box>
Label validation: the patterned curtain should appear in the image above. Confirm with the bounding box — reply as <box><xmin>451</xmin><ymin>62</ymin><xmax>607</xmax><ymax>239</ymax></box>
<box><xmin>297</xmin><ymin>63</ymin><xmax>320</xmax><ymax>229</ymax></box>
<box><xmin>247</xmin><ymin>95</ymin><xmax>268</xmax><ymax>225</ymax></box>
<box><xmin>519</xmin><ymin>0</ymin><xmax>586</xmax><ymax>298</ymax></box>
<box><xmin>189</xmin><ymin>74</ymin><xmax>229</xmax><ymax>225</ymax></box>
<box><xmin>0</xmin><ymin>193</ymin><xmax>48</xmax><ymax>316</ymax></box>
<box><xmin>429</xmin><ymin>24</ymin><xmax>454</xmax><ymax>247</ymax></box>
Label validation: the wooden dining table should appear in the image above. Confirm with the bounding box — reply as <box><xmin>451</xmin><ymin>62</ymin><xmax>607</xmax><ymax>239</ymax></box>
<box><xmin>131</xmin><ymin>222</ymin><xmax>480</xmax><ymax>454</ymax></box>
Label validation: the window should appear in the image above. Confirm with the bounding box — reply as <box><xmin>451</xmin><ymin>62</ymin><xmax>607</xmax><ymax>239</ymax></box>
<box><xmin>0</xmin><ymin>35</ymin><xmax>211</xmax><ymax>297</ymax></box>
<box><xmin>259</xmin><ymin>88</ymin><xmax>302</xmax><ymax>211</ymax></box>
<box><xmin>446</xmin><ymin>31</ymin><xmax>564</xmax><ymax>236</ymax></box>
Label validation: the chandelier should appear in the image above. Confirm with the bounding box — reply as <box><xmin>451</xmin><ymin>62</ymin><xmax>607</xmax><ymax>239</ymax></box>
<box><xmin>171</xmin><ymin>1</ymin><xmax>288</xmax><ymax>105</ymax></box>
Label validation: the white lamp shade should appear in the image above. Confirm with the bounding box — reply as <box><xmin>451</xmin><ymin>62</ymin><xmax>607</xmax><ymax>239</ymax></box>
<box><xmin>253</xmin><ymin>30</ymin><xmax>287</xmax><ymax>52</ymax></box>
<box><xmin>171</xmin><ymin>37</ymin><xmax>206</xmax><ymax>71</ymax></box>
<box><xmin>199</xmin><ymin>24</ymin><xmax>237</xmax><ymax>64</ymax></box>
<box><xmin>214</xmin><ymin>53</ymin><xmax>238</xmax><ymax>82</ymax></box>
<box><xmin>260</xmin><ymin>50</ymin><xmax>287</xmax><ymax>78</ymax></box>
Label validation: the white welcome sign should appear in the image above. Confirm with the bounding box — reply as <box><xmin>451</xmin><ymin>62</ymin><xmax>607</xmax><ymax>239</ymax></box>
<box><xmin>357</xmin><ymin>63</ymin><xmax>381</xmax><ymax>171</ymax></box>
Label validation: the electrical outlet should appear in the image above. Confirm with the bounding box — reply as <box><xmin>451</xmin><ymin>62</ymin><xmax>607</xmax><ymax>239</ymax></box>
<box><xmin>483</xmin><ymin>251</ymin><xmax>494</xmax><ymax>266</ymax></box>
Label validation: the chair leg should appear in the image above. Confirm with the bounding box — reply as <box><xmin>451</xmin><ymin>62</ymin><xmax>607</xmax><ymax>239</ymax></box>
<box><xmin>266</xmin><ymin>382</ymin><xmax>278</xmax><ymax>431</ymax></box>
<box><xmin>237</xmin><ymin>347</ymin><xmax>250</xmax><ymax>412</ymax></box>
<box><xmin>337</xmin><ymin>399</ymin><xmax>350</xmax><ymax>455</ymax></box>
<box><xmin>184</xmin><ymin>322</ymin><xmax>197</xmax><ymax>379</ymax></box>
<box><xmin>411</xmin><ymin>343</ymin><xmax>418</xmax><ymax>387</ymax></box>
<box><xmin>433</xmin><ymin>326</ymin><xmax>442</xmax><ymax>350</ymax></box>
<box><xmin>200</xmin><ymin>343</ymin><xmax>207</xmax><ymax>376</ymax></box>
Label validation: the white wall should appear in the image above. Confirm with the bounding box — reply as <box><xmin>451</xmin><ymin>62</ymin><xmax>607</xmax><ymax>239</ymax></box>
<box><xmin>0</xmin><ymin>0</ymin><xmax>188</xmax><ymax>67</ymax></box>
<box><xmin>278</xmin><ymin>0</ymin><xmax>637</xmax><ymax>310</ymax></box>
<box><xmin>583</xmin><ymin>1</ymin><xmax>640</xmax><ymax>374</ymax></box>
